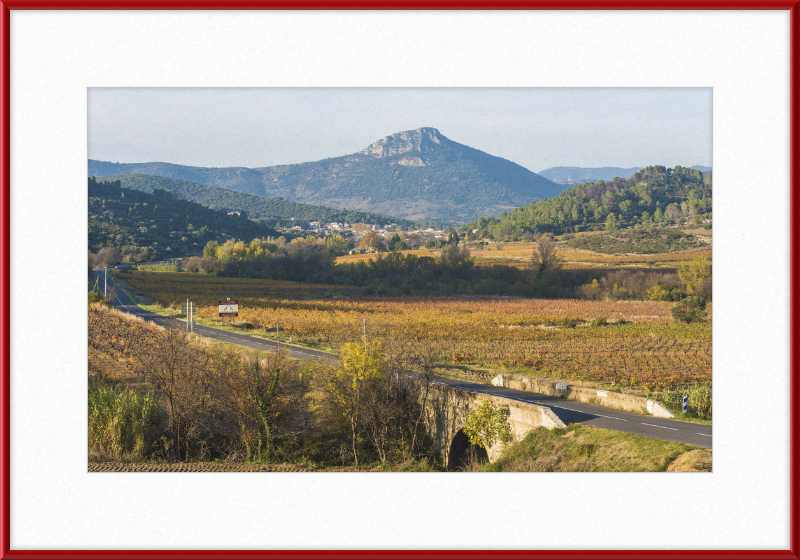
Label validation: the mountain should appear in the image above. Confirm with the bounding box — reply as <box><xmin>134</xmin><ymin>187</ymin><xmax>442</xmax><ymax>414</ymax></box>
<box><xmin>89</xmin><ymin>177</ymin><xmax>281</xmax><ymax>262</ymax></box>
<box><xmin>538</xmin><ymin>165</ymin><xmax>712</xmax><ymax>184</ymax></box>
<box><xmin>88</xmin><ymin>127</ymin><xmax>562</xmax><ymax>223</ymax></box>
<box><xmin>91</xmin><ymin>174</ymin><xmax>416</xmax><ymax>229</ymax></box>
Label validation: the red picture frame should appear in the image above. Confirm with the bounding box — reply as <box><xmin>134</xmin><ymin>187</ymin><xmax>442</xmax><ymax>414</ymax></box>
<box><xmin>1</xmin><ymin>2</ymin><xmax>797</xmax><ymax>559</ymax></box>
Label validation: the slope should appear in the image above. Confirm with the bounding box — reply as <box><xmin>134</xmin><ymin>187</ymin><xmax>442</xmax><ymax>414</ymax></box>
<box><xmin>460</xmin><ymin>165</ymin><xmax>712</xmax><ymax>240</ymax></box>
<box><xmin>89</xmin><ymin>177</ymin><xmax>281</xmax><ymax>262</ymax></box>
<box><xmin>92</xmin><ymin>173</ymin><xmax>416</xmax><ymax>229</ymax></box>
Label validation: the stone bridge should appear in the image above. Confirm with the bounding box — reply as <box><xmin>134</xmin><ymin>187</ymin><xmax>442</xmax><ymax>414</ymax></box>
<box><xmin>420</xmin><ymin>383</ymin><xmax>566</xmax><ymax>470</ymax></box>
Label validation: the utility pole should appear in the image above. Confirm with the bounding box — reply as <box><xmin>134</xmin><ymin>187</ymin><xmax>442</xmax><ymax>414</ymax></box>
<box><xmin>104</xmin><ymin>267</ymin><xmax>107</xmax><ymax>299</ymax></box>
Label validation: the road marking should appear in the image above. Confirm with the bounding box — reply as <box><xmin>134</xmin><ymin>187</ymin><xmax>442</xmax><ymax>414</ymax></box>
<box><xmin>641</xmin><ymin>422</ymin><xmax>678</xmax><ymax>431</ymax></box>
<box><xmin>592</xmin><ymin>414</ymin><xmax>628</xmax><ymax>421</ymax></box>
<box><xmin>696</xmin><ymin>433</ymin><xmax>712</xmax><ymax>437</ymax></box>
<box><xmin>547</xmin><ymin>405</ymin><xmax>586</xmax><ymax>414</ymax></box>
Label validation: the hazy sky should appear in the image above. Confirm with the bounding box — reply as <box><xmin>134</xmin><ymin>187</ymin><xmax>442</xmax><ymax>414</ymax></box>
<box><xmin>88</xmin><ymin>88</ymin><xmax>712</xmax><ymax>172</ymax></box>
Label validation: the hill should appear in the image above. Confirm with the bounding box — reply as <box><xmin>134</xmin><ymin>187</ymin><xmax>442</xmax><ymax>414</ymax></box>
<box><xmin>460</xmin><ymin>165</ymin><xmax>711</xmax><ymax>241</ymax></box>
<box><xmin>538</xmin><ymin>165</ymin><xmax>711</xmax><ymax>184</ymax></box>
<box><xmin>89</xmin><ymin>177</ymin><xmax>281</xmax><ymax>262</ymax></box>
<box><xmin>91</xmin><ymin>173</ymin><xmax>416</xmax><ymax>229</ymax></box>
<box><xmin>564</xmin><ymin>227</ymin><xmax>708</xmax><ymax>254</ymax></box>
<box><xmin>88</xmin><ymin>127</ymin><xmax>562</xmax><ymax>223</ymax></box>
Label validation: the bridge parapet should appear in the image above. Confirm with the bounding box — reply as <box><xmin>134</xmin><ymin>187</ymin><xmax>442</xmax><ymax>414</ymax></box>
<box><xmin>420</xmin><ymin>382</ymin><xmax>566</xmax><ymax>469</ymax></box>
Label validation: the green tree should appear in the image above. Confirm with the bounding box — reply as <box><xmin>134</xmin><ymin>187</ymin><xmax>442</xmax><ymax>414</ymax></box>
<box><xmin>671</xmin><ymin>296</ymin><xmax>707</xmax><ymax>324</ymax></box>
<box><xmin>448</xmin><ymin>230</ymin><xmax>460</xmax><ymax>247</ymax></box>
<box><xmin>388</xmin><ymin>233</ymin><xmax>407</xmax><ymax>252</ymax></box>
<box><xmin>326</xmin><ymin>235</ymin><xmax>350</xmax><ymax>255</ymax></box>
<box><xmin>463</xmin><ymin>401</ymin><xmax>512</xmax><ymax>451</ymax></box>
<box><xmin>322</xmin><ymin>340</ymin><xmax>386</xmax><ymax>467</ymax></box>
<box><xmin>203</xmin><ymin>240</ymin><xmax>219</xmax><ymax>258</ymax></box>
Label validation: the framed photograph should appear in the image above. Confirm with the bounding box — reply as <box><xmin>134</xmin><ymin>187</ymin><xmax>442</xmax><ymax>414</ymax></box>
<box><xmin>1</xmin><ymin>2</ymin><xmax>797</xmax><ymax>558</ymax></box>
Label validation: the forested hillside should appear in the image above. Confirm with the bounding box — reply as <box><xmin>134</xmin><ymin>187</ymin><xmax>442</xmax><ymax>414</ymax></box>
<box><xmin>460</xmin><ymin>165</ymin><xmax>711</xmax><ymax>241</ymax></box>
<box><xmin>92</xmin><ymin>174</ymin><xmax>415</xmax><ymax>229</ymax></box>
<box><xmin>88</xmin><ymin>177</ymin><xmax>280</xmax><ymax>262</ymax></box>
<box><xmin>89</xmin><ymin>127</ymin><xmax>562</xmax><ymax>222</ymax></box>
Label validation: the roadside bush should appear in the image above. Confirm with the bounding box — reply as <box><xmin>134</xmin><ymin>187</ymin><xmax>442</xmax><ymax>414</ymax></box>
<box><xmin>318</xmin><ymin>340</ymin><xmax>440</xmax><ymax>467</ymax></box>
<box><xmin>213</xmin><ymin>349</ymin><xmax>307</xmax><ymax>462</ymax></box>
<box><xmin>89</xmin><ymin>384</ymin><xmax>163</xmax><ymax>461</ymax></box>
<box><xmin>88</xmin><ymin>292</ymin><xmax>111</xmax><ymax>307</ymax></box>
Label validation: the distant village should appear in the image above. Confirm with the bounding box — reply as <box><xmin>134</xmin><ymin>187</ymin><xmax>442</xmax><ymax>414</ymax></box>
<box><xmin>280</xmin><ymin>219</ymin><xmax>451</xmax><ymax>254</ymax></box>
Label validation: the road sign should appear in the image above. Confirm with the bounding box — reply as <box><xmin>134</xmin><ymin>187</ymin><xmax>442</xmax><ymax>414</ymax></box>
<box><xmin>219</xmin><ymin>299</ymin><xmax>239</xmax><ymax>317</ymax></box>
<box><xmin>682</xmin><ymin>396</ymin><xmax>688</xmax><ymax>414</ymax></box>
<box><xmin>181</xmin><ymin>302</ymin><xmax>196</xmax><ymax>314</ymax></box>
<box><xmin>182</xmin><ymin>300</ymin><xmax>196</xmax><ymax>333</ymax></box>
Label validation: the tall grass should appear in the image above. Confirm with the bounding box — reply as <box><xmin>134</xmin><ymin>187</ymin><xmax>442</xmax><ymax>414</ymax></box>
<box><xmin>657</xmin><ymin>383</ymin><xmax>712</xmax><ymax>420</ymax></box>
<box><xmin>88</xmin><ymin>384</ymin><xmax>163</xmax><ymax>461</ymax></box>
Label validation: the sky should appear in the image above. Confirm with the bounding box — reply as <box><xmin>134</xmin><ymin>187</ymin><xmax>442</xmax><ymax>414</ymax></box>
<box><xmin>88</xmin><ymin>88</ymin><xmax>712</xmax><ymax>173</ymax></box>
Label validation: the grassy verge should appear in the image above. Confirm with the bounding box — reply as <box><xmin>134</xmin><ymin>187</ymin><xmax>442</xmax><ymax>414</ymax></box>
<box><xmin>136</xmin><ymin>302</ymin><xmax>338</xmax><ymax>354</ymax></box>
<box><xmin>104</xmin><ymin>270</ymin><xmax>141</xmax><ymax>305</ymax></box>
<box><xmin>481</xmin><ymin>424</ymin><xmax>709</xmax><ymax>472</ymax></box>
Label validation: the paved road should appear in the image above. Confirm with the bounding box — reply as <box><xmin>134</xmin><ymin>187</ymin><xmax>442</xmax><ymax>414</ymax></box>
<box><xmin>95</xmin><ymin>270</ymin><xmax>712</xmax><ymax>449</ymax></box>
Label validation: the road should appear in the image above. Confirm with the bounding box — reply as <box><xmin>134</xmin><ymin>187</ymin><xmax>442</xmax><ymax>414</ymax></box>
<box><xmin>94</xmin><ymin>269</ymin><xmax>712</xmax><ymax>449</ymax></box>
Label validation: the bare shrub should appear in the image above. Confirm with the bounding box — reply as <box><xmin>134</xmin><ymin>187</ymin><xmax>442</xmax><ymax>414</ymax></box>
<box><xmin>182</xmin><ymin>256</ymin><xmax>214</xmax><ymax>273</ymax></box>
<box><xmin>130</xmin><ymin>322</ymin><xmax>213</xmax><ymax>461</ymax></box>
<box><xmin>89</xmin><ymin>247</ymin><xmax>122</xmax><ymax>269</ymax></box>
<box><xmin>531</xmin><ymin>242</ymin><xmax>563</xmax><ymax>281</ymax></box>
<box><xmin>694</xmin><ymin>273</ymin><xmax>712</xmax><ymax>300</ymax></box>
<box><xmin>212</xmin><ymin>348</ymin><xmax>307</xmax><ymax>462</ymax></box>
<box><xmin>317</xmin><ymin>339</ymin><xmax>439</xmax><ymax>467</ymax></box>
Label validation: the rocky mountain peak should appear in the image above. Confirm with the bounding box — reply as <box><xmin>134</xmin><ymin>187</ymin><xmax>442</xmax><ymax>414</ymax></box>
<box><xmin>359</xmin><ymin>127</ymin><xmax>445</xmax><ymax>159</ymax></box>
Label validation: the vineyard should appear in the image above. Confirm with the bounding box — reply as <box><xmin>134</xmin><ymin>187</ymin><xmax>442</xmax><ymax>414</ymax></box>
<box><xmin>117</xmin><ymin>271</ymin><xmax>712</xmax><ymax>392</ymax></box>
<box><xmin>335</xmin><ymin>244</ymin><xmax>711</xmax><ymax>268</ymax></box>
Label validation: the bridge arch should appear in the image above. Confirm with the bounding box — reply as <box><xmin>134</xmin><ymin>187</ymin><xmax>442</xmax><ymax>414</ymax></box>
<box><xmin>447</xmin><ymin>429</ymin><xmax>488</xmax><ymax>471</ymax></box>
